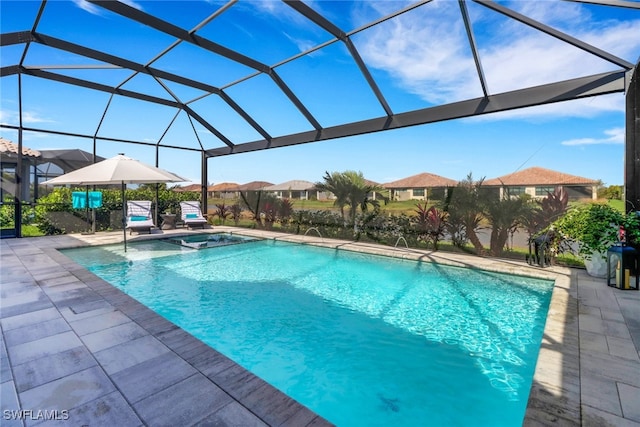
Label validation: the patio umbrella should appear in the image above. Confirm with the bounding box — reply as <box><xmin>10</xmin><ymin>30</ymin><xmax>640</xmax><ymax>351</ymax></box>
<box><xmin>42</xmin><ymin>153</ymin><xmax>186</xmax><ymax>251</ymax></box>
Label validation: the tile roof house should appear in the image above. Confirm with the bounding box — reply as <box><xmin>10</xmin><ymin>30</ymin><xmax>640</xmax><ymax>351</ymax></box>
<box><xmin>0</xmin><ymin>137</ymin><xmax>41</xmax><ymax>158</ymax></box>
<box><xmin>207</xmin><ymin>182</ymin><xmax>240</xmax><ymax>199</ymax></box>
<box><xmin>483</xmin><ymin>167</ymin><xmax>599</xmax><ymax>200</ymax></box>
<box><xmin>173</xmin><ymin>183</ymin><xmax>202</xmax><ymax>192</ymax></box>
<box><xmin>383</xmin><ymin>172</ymin><xmax>458</xmax><ymax>201</ymax></box>
<box><xmin>237</xmin><ymin>181</ymin><xmax>274</xmax><ymax>191</ymax></box>
<box><xmin>264</xmin><ymin>180</ymin><xmax>317</xmax><ymax>200</ymax></box>
<box><xmin>0</xmin><ymin>138</ymin><xmax>41</xmax><ymax>203</ymax></box>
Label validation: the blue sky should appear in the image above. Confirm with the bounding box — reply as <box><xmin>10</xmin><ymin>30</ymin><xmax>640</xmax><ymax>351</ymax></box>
<box><xmin>1</xmin><ymin>0</ymin><xmax>639</xmax><ymax>187</ymax></box>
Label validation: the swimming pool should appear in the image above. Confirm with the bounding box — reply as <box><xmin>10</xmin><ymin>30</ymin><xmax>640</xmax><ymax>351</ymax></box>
<box><xmin>63</xmin><ymin>234</ymin><xmax>554</xmax><ymax>426</ymax></box>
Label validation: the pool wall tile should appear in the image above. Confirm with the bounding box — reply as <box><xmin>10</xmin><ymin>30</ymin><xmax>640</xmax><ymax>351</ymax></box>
<box><xmin>242</xmin><ymin>382</ymin><xmax>322</xmax><ymax>427</ymax></box>
<box><xmin>195</xmin><ymin>351</ymin><xmax>239</xmax><ymax>377</ymax></box>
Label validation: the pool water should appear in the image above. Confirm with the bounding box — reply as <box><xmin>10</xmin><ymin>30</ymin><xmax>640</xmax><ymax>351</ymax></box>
<box><xmin>63</xmin><ymin>235</ymin><xmax>554</xmax><ymax>426</ymax></box>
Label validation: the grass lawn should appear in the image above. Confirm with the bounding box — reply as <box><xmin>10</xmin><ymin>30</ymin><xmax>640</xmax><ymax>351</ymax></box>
<box><xmin>607</xmin><ymin>198</ymin><xmax>625</xmax><ymax>212</ymax></box>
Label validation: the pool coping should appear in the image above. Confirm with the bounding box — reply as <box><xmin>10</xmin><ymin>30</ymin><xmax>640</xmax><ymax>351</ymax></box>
<box><xmin>2</xmin><ymin>227</ymin><xmax>639</xmax><ymax>426</ymax></box>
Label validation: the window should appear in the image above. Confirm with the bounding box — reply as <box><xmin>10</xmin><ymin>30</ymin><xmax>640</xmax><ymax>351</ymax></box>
<box><xmin>412</xmin><ymin>189</ymin><xmax>425</xmax><ymax>197</ymax></box>
<box><xmin>506</xmin><ymin>186</ymin><xmax>526</xmax><ymax>196</ymax></box>
<box><xmin>535</xmin><ymin>186</ymin><xmax>556</xmax><ymax>196</ymax></box>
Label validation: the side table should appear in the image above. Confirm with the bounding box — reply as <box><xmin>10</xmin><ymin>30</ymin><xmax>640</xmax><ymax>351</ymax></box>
<box><xmin>160</xmin><ymin>213</ymin><xmax>177</xmax><ymax>230</ymax></box>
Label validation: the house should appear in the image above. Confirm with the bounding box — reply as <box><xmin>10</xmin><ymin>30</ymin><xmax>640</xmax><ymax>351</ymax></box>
<box><xmin>207</xmin><ymin>182</ymin><xmax>240</xmax><ymax>199</ymax></box>
<box><xmin>264</xmin><ymin>180</ymin><xmax>317</xmax><ymax>200</ymax></box>
<box><xmin>1</xmin><ymin>138</ymin><xmax>103</xmax><ymax>202</ymax></box>
<box><xmin>0</xmin><ymin>138</ymin><xmax>41</xmax><ymax>203</ymax></box>
<box><xmin>482</xmin><ymin>167</ymin><xmax>599</xmax><ymax>200</ymax></box>
<box><xmin>236</xmin><ymin>181</ymin><xmax>273</xmax><ymax>192</ymax></box>
<box><xmin>383</xmin><ymin>172</ymin><xmax>458</xmax><ymax>201</ymax></box>
<box><xmin>173</xmin><ymin>184</ymin><xmax>201</xmax><ymax>193</ymax></box>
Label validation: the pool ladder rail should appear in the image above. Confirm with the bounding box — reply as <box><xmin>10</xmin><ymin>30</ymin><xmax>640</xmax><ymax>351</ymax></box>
<box><xmin>303</xmin><ymin>227</ymin><xmax>324</xmax><ymax>243</ymax></box>
<box><xmin>394</xmin><ymin>236</ymin><xmax>409</xmax><ymax>250</ymax></box>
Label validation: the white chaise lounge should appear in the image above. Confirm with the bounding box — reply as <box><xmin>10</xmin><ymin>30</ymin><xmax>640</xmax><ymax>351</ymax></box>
<box><xmin>126</xmin><ymin>200</ymin><xmax>155</xmax><ymax>234</ymax></box>
<box><xmin>180</xmin><ymin>201</ymin><xmax>208</xmax><ymax>229</ymax></box>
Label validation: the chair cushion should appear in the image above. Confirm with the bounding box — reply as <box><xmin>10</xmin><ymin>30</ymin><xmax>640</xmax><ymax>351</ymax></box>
<box><xmin>185</xmin><ymin>213</ymin><xmax>198</xmax><ymax>219</ymax></box>
<box><xmin>130</xmin><ymin>216</ymin><xmax>148</xmax><ymax>221</ymax></box>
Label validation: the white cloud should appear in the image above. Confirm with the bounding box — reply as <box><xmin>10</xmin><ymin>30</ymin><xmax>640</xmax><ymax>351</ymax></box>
<box><xmin>282</xmin><ymin>31</ymin><xmax>317</xmax><ymax>55</ymax></box>
<box><xmin>357</xmin><ymin>0</ymin><xmax>640</xmax><ymax>119</ymax></box>
<box><xmin>0</xmin><ymin>110</ymin><xmax>54</xmax><ymax>125</ymax></box>
<box><xmin>22</xmin><ymin>111</ymin><xmax>55</xmax><ymax>124</ymax></box>
<box><xmin>561</xmin><ymin>127</ymin><xmax>625</xmax><ymax>146</ymax></box>
<box><xmin>73</xmin><ymin>0</ymin><xmax>142</xmax><ymax>15</ymax></box>
<box><xmin>120</xmin><ymin>0</ymin><xmax>143</xmax><ymax>11</ymax></box>
<box><xmin>357</xmin><ymin>1</ymin><xmax>481</xmax><ymax>104</ymax></box>
<box><xmin>72</xmin><ymin>0</ymin><xmax>102</xmax><ymax>15</ymax></box>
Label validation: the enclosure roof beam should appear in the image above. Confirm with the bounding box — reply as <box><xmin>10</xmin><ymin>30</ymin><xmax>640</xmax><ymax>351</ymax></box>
<box><xmin>88</xmin><ymin>0</ymin><xmax>321</xmax><ymax>131</ymax></box>
<box><xmin>206</xmin><ymin>70</ymin><xmax>625</xmax><ymax>157</ymax></box>
<box><xmin>0</xmin><ymin>31</ymin><xmax>36</xmax><ymax>46</ymax></box>
<box><xmin>284</xmin><ymin>0</ymin><xmax>393</xmax><ymax>116</ymax></box>
<box><xmin>30</xmin><ymin>33</ymin><xmax>221</xmax><ymax>94</ymax></box>
<box><xmin>459</xmin><ymin>0</ymin><xmax>489</xmax><ymax>98</ymax></box>
<box><xmin>563</xmin><ymin>0</ymin><xmax>640</xmax><ymax>9</ymax></box>
<box><xmin>20</xmin><ymin>67</ymin><xmax>235</xmax><ymax>148</ymax></box>
<box><xmin>0</xmin><ymin>123</ymin><xmax>202</xmax><ymax>152</ymax></box>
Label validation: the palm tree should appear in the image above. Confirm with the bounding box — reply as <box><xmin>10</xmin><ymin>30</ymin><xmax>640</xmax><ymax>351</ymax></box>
<box><xmin>484</xmin><ymin>189</ymin><xmax>530</xmax><ymax>256</ymax></box>
<box><xmin>315</xmin><ymin>171</ymin><xmax>351</xmax><ymax>220</ymax></box>
<box><xmin>316</xmin><ymin>170</ymin><xmax>387</xmax><ymax>231</ymax></box>
<box><xmin>342</xmin><ymin>171</ymin><xmax>382</xmax><ymax>224</ymax></box>
<box><xmin>441</xmin><ymin>173</ymin><xmax>486</xmax><ymax>253</ymax></box>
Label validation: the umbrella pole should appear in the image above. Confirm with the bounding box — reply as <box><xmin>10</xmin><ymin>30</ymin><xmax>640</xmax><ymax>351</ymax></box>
<box><xmin>122</xmin><ymin>182</ymin><xmax>127</xmax><ymax>252</ymax></box>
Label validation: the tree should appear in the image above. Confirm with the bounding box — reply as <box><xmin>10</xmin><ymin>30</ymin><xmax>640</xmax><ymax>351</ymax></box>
<box><xmin>598</xmin><ymin>185</ymin><xmax>622</xmax><ymax>200</ymax></box>
<box><xmin>316</xmin><ymin>171</ymin><xmax>387</xmax><ymax>232</ymax></box>
<box><xmin>521</xmin><ymin>187</ymin><xmax>569</xmax><ymax>241</ymax></box>
<box><xmin>441</xmin><ymin>173</ymin><xmax>486</xmax><ymax>253</ymax></box>
<box><xmin>342</xmin><ymin>171</ymin><xmax>385</xmax><ymax>226</ymax></box>
<box><xmin>484</xmin><ymin>189</ymin><xmax>530</xmax><ymax>256</ymax></box>
<box><xmin>214</xmin><ymin>203</ymin><xmax>232</xmax><ymax>225</ymax></box>
<box><xmin>414</xmin><ymin>202</ymin><xmax>447</xmax><ymax>250</ymax></box>
<box><xmin>315</xmin><ymin>171</ymin><xmax>350</xmax><ymax>220</ymax></box>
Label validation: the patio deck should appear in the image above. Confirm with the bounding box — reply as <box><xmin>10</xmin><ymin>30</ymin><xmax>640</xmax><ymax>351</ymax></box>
<box><xmin>1</xmin><ymin>227</ymin><xmax>639</xmax><ymax>426</ymax></box>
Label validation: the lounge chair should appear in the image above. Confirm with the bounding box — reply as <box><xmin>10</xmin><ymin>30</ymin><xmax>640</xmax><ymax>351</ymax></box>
<box><xmin>180</xmin><ymin>201</ymin><xmax>208</xmax><ymax>229</ymax></box>
<box><xmin>126</xmin><ymin>200</ymin><xmax>155</xmax><ymax>234</ymax></box>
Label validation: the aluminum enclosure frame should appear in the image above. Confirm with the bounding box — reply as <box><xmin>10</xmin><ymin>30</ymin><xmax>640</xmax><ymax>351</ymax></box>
<box><xmin>1</xmin><ymin>0</ymin><xmax>639</xmax><ymax>238</ymax></box>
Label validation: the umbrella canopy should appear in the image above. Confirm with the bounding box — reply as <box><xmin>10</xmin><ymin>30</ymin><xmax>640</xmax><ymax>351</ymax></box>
<box><xmin>38</xmin><ymin>149</ymin><xmax>105</xmax><ymax>174</ymax></box>
<box><xmin>42</xmin><ymin>153</ymin><xmax>186</xmax><ymax>185</ymax></box>
<box><xmin>42</xmin><ymin>154</ymin><xmax>187</xmax><ymax>251</ymax></box>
